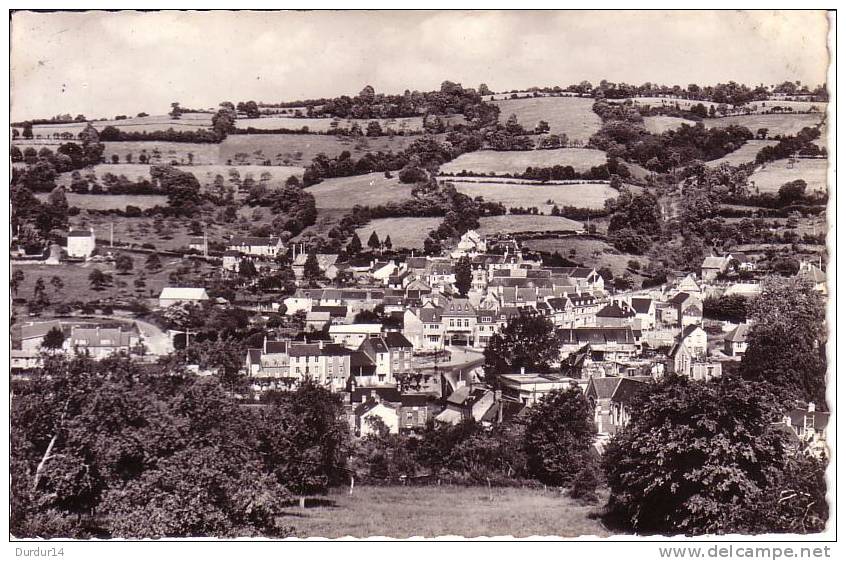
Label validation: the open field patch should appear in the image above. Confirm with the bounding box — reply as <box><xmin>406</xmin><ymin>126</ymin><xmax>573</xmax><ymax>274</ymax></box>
<box><xmin>749</xmin><ymin>158</ymin><xmax>828</xmax><ymax>194</ymax></box>
<box><xmin>492</xmin><ymin>96</ymin><xmax>602</xmax><ymax>143</ymax></box>
<box><xmin>219</xmin><ymin>133</ymin><xmax>417</xmax><ymax>166</ymax></box>
<box><xmin>36</xmin><ymin>192</ymin><xmax>167</xmax><ymax>210</ymax></box>
<box><xmin>15</xmin><ymin>113</ymin><xmax>214</xmax><ymax>139</ymax></box>
<box><xmin>102</xmin><ymin>141</ymin><xmax>220</xmax><ymax>165</ymax></box>
<box><xmin>476</xmin><ymin>215</ymin><xmax>583</xmax><ymax>235</ymax></box>
<box><xmin>440</xmin><ymin>148</ymin><xmax>607</xmax><ymax>176</ymax></box>
<box><xmin>447</xmin><ymin>178</ymin><xmax>618</xmax><ymax>212</ymax></box>
<box><xmin>355</xmin><ymin>217</ymin><xmax>443</xmax><ymax>249</ymax></box>
<box><xmin>707</xmin><ymin>140</ymin><xmax>779</xmax><ymax>167</ymax></box>
<box><xmin>306</xmin><ymin>173</ymin><xmax>415</xmax><ymax>209</ymax></box>
<box><xmin>703</xmin><ymin>113</ymin><xmax>825</xmax><ymax>137</ymax></box>
<box><xmin>236</xmin><ymin>115</ymin><xmax>424</xmax><ymax>133</ymax></box>
<box><xmin>632</xmin><ymin>97</ymin><xmax>826</xmax><ymax>116</ymax></box>
<box><xmin>280</xmin><ymin>485</ymin><xmax>609</xmax><ymax>539</ymax></box>
<box><xmin>523</xmin><ymin>236</ymin><xmax>649</xmax><ymax>279</ymax></box>
<box><xmin>643</xmin><ymin>115</ymin><xmax>696</xmax><ymax>134</ymax></box>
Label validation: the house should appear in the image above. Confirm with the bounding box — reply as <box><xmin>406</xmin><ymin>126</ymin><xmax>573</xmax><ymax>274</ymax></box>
<box><xmin>701</xmin><ymin>255</ymin><xmax>732</xmax><ymax>281</ymax></box>
<box><xmin>547</xmin><ymin>267</ymin><xmax>604</xmax><ymax>292</ymax></box>
<box><xmin>292</xmin><ymin>253</ymin><xmax>339</xmax><ymax>281</ymax></box>
<box><xmin>222</xmin><ymin>250</ymin><xmax>242</xmax><ymax>272</ymax></box>
<box><xmin>724</xmin><ymin>323</ymin><xmax>750</xmax><ymax>357</ymax></box>
<box><xmin>797</xmin><ymin>261</ymin><xmax>827</xmax><ymax>294</ymax></box>
<box><xmin>357</xmin><ymin>332</ymin><xmax>414</xmax><ymax>386</ymax></box>
<box><xmin>783</xmin><ymin>402</ymin><xmax>829</xmax><ymax>459</ymax></box>
<box><xmin>435</xmin><ymin>386</ymin><xmax>497</xmax><ymax>425</ymax></box>
<box><xmin>245</xmin><ymin>339</ymin><xmax>291</xmax><ymax>384</ymax></box>
<box><xmin>629</xmin><ymin>297</ymin><xmax>656</xmax><ymax>330</ymax></box>
<box><xmin>66</xmin><ymin>325</ymin><xmax>140</xmax><ymax>359</ymax></box>
<box><xmin>227</xmin><ymin>236</ymin><xmax>285</xmax><ymax>258</ymax></box>
<box><xmin>679</xmin><ymin>324</ymin><xmax>708</xmax><ymax>358</ymax></box>
<box><xmin>66</xmin><ymin>228</ymin><xmax>96</xmax><ymax>259</ymax></box>
<box><xmin>474</xmin><ymin>308</ymin><xmax>499</xmax><ymax>348</ymax></box>
<box><xmin>329</xmin><ymin>324</ymin><xmax>383</xmax><ymax>348</ymax></box>
<box><xmin>355</xmin><ymin>399</ymin><xmax>400</xmax><ymax>436</ymax></box>
<box><xmin>441</xmin><ymin>297</ymin><xmax>477</xmax><ymax>346</ymax></box>
<box><xmin>158</xmin><ymin>287</ymin><xmax>210</xmax><ymax>308</ymax></box>
<box><xmin>585</xmin><ymin>376</ymin><xmax>649</xmax><ymax>435</ymax></box>
<box><xmin>305</xmin><ymin>311</ymin><xmax>332</xmax><ymax>332</ymax></box>
<box><xmin>498</xmin><ymin>371</ymin><xmax>578</xmax><ymax>406</ymax></box>
<box><xmin>311</xmin><ymin>305</ymin><xmax>349</xmax><ymax>324</ymax></box>
<box><xmin>11</xmin><ymin>349</ymin><xmax>42</xmax><ymax>370</ymax></box>
<box><xmin>19</xmin><ymin>320</ymin><xmax>64</xmax><ymax>351</ymax></box>
<box><xmin>676</xmin><ymin>274</ymin><xmax>702</xmax><ymax>297</ymax></box>
<box><xmin>397</xmin><ymin>394</ymin><xmax>438</xmax><ymax>434</ymax></box>
<box><xmin>666</xmin><ymin>342</ymin><xmax>722</xmax><ymax>380</ymax></box>
<box><xmin>595</xmin><ymin>302</ymin><xmax>636</xmax><ymax>327</ymax></box>
<box><xmin>188</xmin><ymin>236</ymin><xmax>208</xmax><ymax>254</ymax></box>
<box><xmin>451</xmin><ymin>229</ymin><xmax>487</xmax><ymax>257</ymax></box>
<box><xmin>557</xmin><ymin>327</ymin><xmax>640</xmax><ymax>362</ymax></box>
<box><xmin>402</xmin><ymin>306</ymin><xmax>444</xmax><ymax>351</ymax></box>
<box><xmin>287</xmin><ymin>340</ymin><xmax>353</xmax><ymax>392</ymax></box>
<box><xmin>729</xmin><ymin>252</ymin><xmax>756</xmax><ymax>272</ymax></box>
<box><xmin>668</xmin><ymin>291</ymin><xmax>703</xmax><ymax>328</ymax></box>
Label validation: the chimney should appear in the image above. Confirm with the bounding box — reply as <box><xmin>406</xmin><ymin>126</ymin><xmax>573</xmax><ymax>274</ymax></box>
<box><xmin>318</xmin><ymin>340</ymin><xmax>325</xmax><ymax>350</ymax></box>
<box><xmin>520</xmin><ymin>366</ymin><xmax>525</xmax><ymax>375</ymax></box>
<box><xmin>808</xmin><ymin>402</ymin><xmax>816</xmax><ymax>413</ymax></box>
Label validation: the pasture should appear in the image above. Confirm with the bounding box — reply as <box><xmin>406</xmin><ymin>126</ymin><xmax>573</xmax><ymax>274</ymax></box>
<box><xmin>748</xmin><ymin>158</ymin><xmax>828</xmax><ymax>194</ymax></box>
<box><xmin>16</xmin><ymin>112</ymin><xmax>214</xmax><ymax>139</ymax></box>
<box><xmin>642</xmin><ymin>115</ymin><xmax>696</xmax><ymax>134</ymax></box>
<box><xmin>492</xmin><ymin>96</ymin><xmax>602</xmax><ymax>143</ymax></box>
<box><xmin>355</xmin><ymin>217</ymin><xmax>444</xmax><ymax>249</ymax></box>
<box><xmin>476</xmin><ymin>215</ymin><xmax>584</xmax><ymax>235</ymax></box>
<box><xmin>102</xmin><ymin>141</ymin><xmax>220</xmax><ymax>165</ymax></box>
<box><xmin>440</xmin><ymin>148</ymin><xmax>608</xmax><ymax>176</ymax></box>
<box><xmin>55</xmin><ymin>163</ymin><xmax>304</xmax><ymax>190</ymax></box>
<box><xmin>36</xmin><ymin>192</ymin><xmax>167</xmax><ymax>210</ymax></box>
<box><xmin>281</xmin><ymin>485</ymin><xmax>609</xmax><ymax>539</ymax></box>
<box><xmin>447</xmin><ymin>178</ymin><xmax>618</xmax><ymax>212</ymax></box>
<box><xmin>236</xmin><ymin>115</ymin><xmax>424</xmax><ymax>133</ymax></box>
<box><xmin>633</xmin><ymin>96</ymin><xmax>826</xmax><ymax>116</ymax></box>
<box><xmin>707</xmin><ymin>140</ymin><xmax>778</xmax><ymax>167</ymax></box>
<box><xmin>703</xmin><ymin>113</ymin><xmax>825</xmax><ymax>137</ymax></box>
<box><xmin>306</xmin><ymin>172</ymin><xmax>415</xmax><ymax>209</ymax></box>
<box><xmin>219</xmin><ymin>133</ymin><xmax>417</xmax><ymax>166</ymax></box>
<box><xmin>523</xmin><ymin>236</ymin><xmax>650</xmax><ymax>279</ymax></box>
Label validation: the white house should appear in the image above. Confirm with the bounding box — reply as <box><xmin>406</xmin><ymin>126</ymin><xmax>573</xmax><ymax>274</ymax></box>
<box><xmin>66</xmin><ymin>228</ymin><xmax>96</xmax><ymax>259</ymax></box>
<box><xmin>723</xmin><ymin>323</ymin><xmax>750</xmax><ymax>357</ymax></box>
<box><xmin>158</xmin><ymin>287</ymin><xmax>210</xmax><ymax>308</ymax></box>
<box><xmin>227</xmin><ymin>236</ymin><xmax>286</xmax><ymax>258</ymax></box>
<box><xmin>355</xmin><ymin>400</ymin><xmax>400</xmax><ymax>436</ymax></box>
<box><xmin>329</xmin><ymin>324</ymin><xmax>383</xmax><ymax>348</ymax></box>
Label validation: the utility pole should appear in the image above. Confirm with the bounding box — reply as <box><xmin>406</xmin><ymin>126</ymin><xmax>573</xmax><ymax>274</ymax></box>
<box><xmin>110</xmin><ymin>222</ymin><xmax>114</xmax><ymax>248</ymax></box>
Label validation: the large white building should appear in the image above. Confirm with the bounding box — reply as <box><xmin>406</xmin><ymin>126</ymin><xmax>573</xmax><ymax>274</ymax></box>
<box><xmin>66</xmin><ymin>228</ymin><xmax>96</xmax><ymax>259</ymax></box>
<box><xmin>158</xmin><ymin>287</ymin><xmax>210</xmax><ymax>308</ymax></box>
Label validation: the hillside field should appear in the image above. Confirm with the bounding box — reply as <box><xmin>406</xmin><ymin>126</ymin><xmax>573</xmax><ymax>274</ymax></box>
<box><xmin>355</xmin><ymin>217</ymin><xmax>443</xmax><ymax>249</ymax></box>
<box><xmin>492</xmin><ymin>96</ymin><xmax>602</xmax><ymax>144</ymax></box>
<box><xmin>707</xmin><ymin>140</ymin><xmax>778</xmax><ymax>167</ymax></box>
<box><xmin>447</xmin><ymin>178</ymin><xmax>618</xmax><ymax>212</ymax></box>
<box><xmin>280</xmin><ymin>485</ymin><xmax>609</xmax><ymax>538</ymax></box>
<box><xmin>15</xmin><ymin>112</ymin><xmax>213</xmax><ymax>138</ymax></box>
<box><xmin>633</xmin><ymin>97</ymin><xmax>826</xmax><ymax>115</ymax></box>
<box><xmin>523</xmin><ymin>236</ymin><xmax>650</xmax><ymax>279</ymax></box>
<box><xmin>476</xmin><ymin>215</ymin><xmax>583</xmax><ymax>235</ymax></box>
<box><xmin>440</xmin><ymin>148</ymin><xmax>607</xmax><ymax>176</ymax></box>
<box><xmin>749</xmin><ymin>158</ymin><xmax>828</xmax><ymax>194</ymax></box>
<box><xmin>642</xmin><ymin>115</ymin><xmax>696</xmax><ymax>134</ymax></box>
<box><xmin>36</xmin><ymin>192</ymin><xmax>167</xmax><ymax>210</ymax></box>
<box><xmin>306</xmin><ymin>173</ymin><xmax>415</xmax><ymax>209</ymax></box>
<box><xmin>219</xmin><ymin>133</ymin><xmax>417</xmax><ymax>166</ymax></box>
<box><xmin>102</xmin><ymin>141</ymin><xmax>220</xmax><ymax>165</ymax></box>
<box><xmin>703</xmin><ymin>113</ymin><xmax>825</xmax><ymax>137</ymax></box>
<box><xmin>236</xmin><ymin>115</ymin><xmax>424</xmax><ymax>133</ymax></box>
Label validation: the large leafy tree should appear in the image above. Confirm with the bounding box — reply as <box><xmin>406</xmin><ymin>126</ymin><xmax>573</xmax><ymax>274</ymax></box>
<box><xmin>603</xmin><ymin>375</ymin><xmax>796</xmax><ymax>535</ymax></box>
<box><xmin>523</xmin><ymin>386</ymin><xmax>596</xmax><ymax>486</ymax></box>
<box><xmin>483</xmin><ymin>310</ymin><xmax>559</xmax><ymax>379</ymax></box>
<box><xmin>740</xmin><ymin>276</ymin><xmax>827</xmax><ymax>408</ymax></box>
<box><xmin>454</xmin><ymin>255</ymin><xmax>472</xmax><ymax>296</ymax></box>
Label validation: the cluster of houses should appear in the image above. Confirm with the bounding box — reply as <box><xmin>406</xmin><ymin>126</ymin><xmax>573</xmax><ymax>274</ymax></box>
<box><xmin>28</xmin><ymin>229</ymin><xmax>825</xmax><ymax>456</ymax></box>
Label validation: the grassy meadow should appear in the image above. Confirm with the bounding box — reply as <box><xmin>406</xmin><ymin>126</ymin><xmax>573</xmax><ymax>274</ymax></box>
<box><xmin>440</xmin><ymin>148</ymin><xmax>608</xmax><ymax>176</ymax></box>
<box><xmin>523</xmin><ymin>236</ymin><xmax>650</xmax><ymax>278</ymax></box>
<box><xmin>749</xmin><ymin>158</ymin><xmax>828</xmax><ymax>194</ymax></box>
<box><xmin>280</xmin><ymin>485</ymin><xmax>609</xmax><ymax>539</ymax></box>
<box><xmin>492</xmin><ymin>96</ymin><xmax>602</xmax><ymax>144</ymax></box>
<box><xmin>219</xmin><ymin>133</ymin><xmax>417</xmax><ymax>166</ymax></box>
<box><xmin>355</xmin><ymin>217</ymin><xmax>444</xmax><ymax>249</ymax></box>
<box><xmin>306</xmin><ymin>172</ymin><xmax>416</xmax><ymax>209</ymax></box>
<box><xmin>703</xmin><ymin>113</ymin><xmax>825</xmax><ymax>137</ymax></box>
<box><xmin>236</xmin><ymin>115</ymin><xmax>424</xmax><ymax>133</ymax></box>
<box><xmin>707</xmin><ymin>140</ymin><xmax>778</xmax><ymax>167</ymax></box>
<box><xmin>642</xmin><ymin>115</ymin><xmax>696</xmax><ymax>134</ymax></box>
<box><xmin>102</xmin><ymin>141</ymin><xmax>220</xmax><ymax>165</ymax></box>
<box><xmin>36</xmin><ymin>192</ymin><xmax>168</xmax><ymax>210</ymax></box>
<box><xmin>449</xmin><ymin>178</ymin><xmax>618</xmax><ymax>212</ymax></box>
<box><xmin>476</xmin><ymin>215</ymin><xmax>584</xmax><ymax>235</ymax></box>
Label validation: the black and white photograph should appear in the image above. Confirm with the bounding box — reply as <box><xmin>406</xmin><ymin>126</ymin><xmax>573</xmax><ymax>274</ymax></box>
<box><xmin>5</xmin><ymin>7</ymin><xmax>836</xmax><ymax>547</ymax></box>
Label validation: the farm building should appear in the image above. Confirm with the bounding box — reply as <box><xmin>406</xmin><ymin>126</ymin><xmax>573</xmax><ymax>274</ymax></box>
<box><xmin>158</xmin><ymin>287</ymin><xmax>210</xmax><ymax>308</ymax></box>
<box><xmin>66</xmin><ymin>228</ymin><xmax>96</xmax><ymax>259</ymax></box>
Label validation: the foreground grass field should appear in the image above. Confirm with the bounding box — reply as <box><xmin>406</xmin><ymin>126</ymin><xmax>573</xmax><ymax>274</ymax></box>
<box><xmin>306</xmin><ymin>173</ymin><xmax>415</xmax><ymax>209</ymax></box>
<box><xmin>449</xmin><ymin>178</ymin><xmax>618</xmax><ymax>212</ymax></box>
<box><xmin>491</xmin><ymin>96</ymin><xmax>602</xmax><ymax>144</ymax></box>
<box><xmin>281</xmin><ymin>485</ymin><xmax>609</xmax><ymax>538</ymax></box>
<box><xmin>355</xmin><ymin>217</ymin><xmax>444</xmax><ymax>249</ymax></box>
<box><xmin>440</xmin><ymin>148</ymin><xmax>607</xmax><ymax>176</ymax></box>
<box><xmin>749</xmin><ymin>158</ymin><xmax>828</xmax><ymax>193</ymax></box>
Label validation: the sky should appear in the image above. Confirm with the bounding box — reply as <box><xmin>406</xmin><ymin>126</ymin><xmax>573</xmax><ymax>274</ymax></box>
<box><xmin>10</xmin><ymin>10</ymin><xmax>831</xmax><ymax>122</ymax></box>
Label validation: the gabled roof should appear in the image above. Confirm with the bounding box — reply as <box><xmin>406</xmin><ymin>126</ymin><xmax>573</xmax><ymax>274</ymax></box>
<box><xmin>69</xmin><ymin>326</ymin><xmax>134</xmax><ymax>348</ymax></box>
<box><xmin>406</xmin><ymin>256</ymin><xmax>429</xmax><ymax>269</ymax></box>
<box><xmin>596</xmin><ymin>303</ymin><xmax>635</xmax><ymax>319</ymax></box>
<box><xmin>265</xmin><ymin>340</ymin><xmax>288</xmax><ymax>354</ymax></box>
<box><xmin>610</xmin><ymin>377</ymin><xmax>648</xmax><ymax>404</ymax></box>
<box><xmin>311</xmin><ymin>305</ymin><xmax>348</xmax><ymax>317</ymax></box>
<box><xmin>442</xmin><ymin>298</ymin><xmax>476</xmax><ymax>317</ymax></box>
<box><xmin>724</xmin><ymin>323</ymin><xmax>750</xmax><ymax>343</ymax></box>
<box><xmin>547</xmin><ymin>297</ymin><xmax>570</xmax><ymax>311</ymax></box>
<box><xmin>557</xmin><ymin>327</ymin><xmax>637</xmax><ymax>345</ymax></box>
<box><xmin>305</xmin><ymin>311</ymin><xmax>331</xmax><ymax>322</ymax></box>
<box><xmin>288</xmin><ymin>342</ymin><xmax>353</xmax><ymax>357</ymax></box>
<box><xmin>416</xmin><ymin>306</ymin><xmax>443</xmax><ymax>323</ymax></box>
<box><xmin>586</xmin><ymin>377</ymin><xmax>623</xmax><ymax>400</ymax></box>
<box><xmin>159</xmin><ymin>287</ymin><xmax>209</xmax><ymax>300</ymax></box>
<box><xmin>681</xmin><ymin>324</ymin><xmax>705</xmax><ymax>339</ymax></box>
<box><xmin>446</xmin><ymin>386</ymin><xmax>472</xmax><ymax>405</ymax></box>
<box><xmin>669</xmin><ymin>292</ymin><xmax>692</xmax><ymax>305</ymax></box>
<box><xmin>384</xmin><ymin>331</ymin><xmax>413</xmax><ymax>348</ymax></box>
<box><xmin>702</xmin><ymin>255</ymin><xmax>730</xmax><ymax>269</ymax></box>
<box><xmin>630</xmin><ymin>297</ymin><xmax>653</xmax><ymax>314</ymax></box>
<box><xmin>350</xmin><ymin>350</ymin><xmax>376</xmax><ymax>368</ymax></box>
